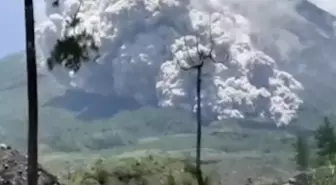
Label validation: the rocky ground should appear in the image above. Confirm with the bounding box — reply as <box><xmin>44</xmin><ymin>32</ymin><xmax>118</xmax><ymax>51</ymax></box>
<box><xmin>0</xmin><ymin>144</ymin><xmax>59</xmax><ymax>185</ymax></box>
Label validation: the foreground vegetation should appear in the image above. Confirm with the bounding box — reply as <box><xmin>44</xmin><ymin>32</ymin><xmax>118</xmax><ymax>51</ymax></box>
<box><xmin>60</xmin><ymin>155</ymin><xmax>216</xmax><ymax>185</ymax></box>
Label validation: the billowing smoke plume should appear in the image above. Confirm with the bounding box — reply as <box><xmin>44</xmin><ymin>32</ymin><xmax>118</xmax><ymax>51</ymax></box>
<box><xmin>35</xmin><ymin>0</ymin><xmax>304</xmax><ymax>126</ymax></box>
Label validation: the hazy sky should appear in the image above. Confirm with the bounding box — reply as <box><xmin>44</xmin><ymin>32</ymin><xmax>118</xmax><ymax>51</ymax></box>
<box><xmin>309</xmin><ymin>0</ymin><xmax>336</xmax><ymax>16</ymax></box>
<box><xmin>0</xmin><ymin>0</ymin><xmax>45</xmax><ymax>58</ymax></box>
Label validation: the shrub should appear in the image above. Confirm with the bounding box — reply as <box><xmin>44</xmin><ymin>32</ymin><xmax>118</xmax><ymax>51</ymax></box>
<box><xmin>63</xmin><ymin>155</ymin><xmax>216</xmax><ymax>185</ymax></box>
<box><xmin>311</xmin><ymin>165</ymin><xmax>336</xmax><ymax>185</ymax></box>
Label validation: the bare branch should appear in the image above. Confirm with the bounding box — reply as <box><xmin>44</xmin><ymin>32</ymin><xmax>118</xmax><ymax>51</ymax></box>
<box><xmin>65</xmin><ymin>1</ymin><xmax>83</xmax><ymax>29</ymax></box>
<box><xmin>208</xmin><ymin>14</ymin><xmax>215</xmax><ymax>57</ymax></box>
<box><xmin>52</xmin><ymin>0</ymin><xmax>59</xmax><ymax>7</ymax></box>
<box><xmin>183</xmin><ymin>36</ymin><xmax>196</xmax><ymax>65</ymax></box>
<box><xmin>178</xmin><ymin>59</ymin><xmax>195</xmax><ymax>71</ymax></box>
<box><xmin>169</xmin><ymin>14</ymin><xmax>228</xmax><ymax>71</ymax></box>
<box><xmin>165</xmin><ymin>45</ymin><xmax>193</xmax><ymax>71</ymax></box>
<box><xmin>208</xmin><ymin>55</ymin><xmax>217</xmax><ymax>63</ymax></box>
<box><xmin>203</xmin><ymin>13</ymin><xmax>231</xmax><ymax>65</ymax></box>
<box><xmin>195</xmin><ymin>34</ymin><xmax>201</xmax><ymax>56</ymax></box>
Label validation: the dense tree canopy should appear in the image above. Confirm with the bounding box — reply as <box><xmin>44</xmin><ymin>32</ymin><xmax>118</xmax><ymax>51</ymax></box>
<box><xmin>48</xmin><ymin>0</ymin><xmax>99</xmax><ymax>72</ymax></box>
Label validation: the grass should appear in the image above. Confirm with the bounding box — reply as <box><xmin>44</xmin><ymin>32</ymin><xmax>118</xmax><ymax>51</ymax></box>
<box><xmin>58</xmin><ymin>153</ymin><xmax>220</xmax><ymax>185</ymax></box>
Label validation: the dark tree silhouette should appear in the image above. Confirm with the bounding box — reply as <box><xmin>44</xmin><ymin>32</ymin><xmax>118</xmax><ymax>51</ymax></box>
<box><xmin>24</xmin><ymin>1</ymin><xmax>39</xmax><ymax>185</ymax></box>
<box><xmin>170</xmin><ymin>16</ymin><xmax>230</xmax><ymax>185</ymax></box>
<box><xmin>48</xmin><ymin>0</ymin><xmax>99</xmax><ymax>72</ymax></box>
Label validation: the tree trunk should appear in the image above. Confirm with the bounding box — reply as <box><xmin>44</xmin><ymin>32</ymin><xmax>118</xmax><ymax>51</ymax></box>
<box><xmin>196</xmin><ymin>65</ymin><xmax>203</xmax><ymax>185</ymax></box>
<box><xmin>24</xmin><ymin>1</ymin><xmax>39</xmax><ymax>185</ymax></box>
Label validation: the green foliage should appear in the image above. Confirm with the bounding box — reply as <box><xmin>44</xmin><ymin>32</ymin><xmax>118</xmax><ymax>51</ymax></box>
<box><xmin>47</xmin><ymin>30</ymin><xmax>99</xmax><ymax>72</ymax></box>
<box><xmin>294</xmin><ymin>132</ymin><xmax>310</xmax><ymax>171</ymax></box>
<box><xmin>287</xmin><ymin>117</ymin><xmax>336</xmax><ymax>185</ymax></box>
<box><xmin>63</xmin><ymin>155</ymin><xmax>215</xmax><ymax>185</ymax></box>
<box><xmin>48</xmin><ymin>1</ymin><xmax>99</xmax><ymax>72</ymax></box>
<box><xmin>314</xmin><ymin>117</ymin><xmax>336</xmax><ymax>165</ymax></box>
<box><xmin>311</xmin><ymin>165</ymin><xmax>336</xmax><ymax>185</ymax></box>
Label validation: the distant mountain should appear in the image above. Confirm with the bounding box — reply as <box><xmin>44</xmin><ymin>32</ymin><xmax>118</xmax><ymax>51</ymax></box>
<box><xmin>1</xmin><ymin>0</ymin><xmax>336</xmax><ymax>128</ymax></box>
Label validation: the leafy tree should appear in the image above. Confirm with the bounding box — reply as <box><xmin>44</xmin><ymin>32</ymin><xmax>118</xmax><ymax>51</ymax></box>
<box><xmin>170</xmin><ymin>15</ymin><xmax>230</xmax><ymax>185</ymax></box>
<box><xmin>48</xmin><ymin>0</ymin><xmax>99</xmax><ymax>72</ymax></box>
<box><xmin>24</xmin><ymin>1</ymin><xmax>39</xmax><ymax>185</ymax></box>
<box><xmin>315</xmin><ymin>117</ymin><xmax>336</xmax><ymax>165</ymax></box>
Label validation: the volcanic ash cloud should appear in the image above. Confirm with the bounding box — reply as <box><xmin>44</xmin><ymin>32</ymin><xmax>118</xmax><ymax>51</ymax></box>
<box><xmin>36</xmin><ymin>0</ymin><xmax>304</xmax><ymax>126</ymax></box>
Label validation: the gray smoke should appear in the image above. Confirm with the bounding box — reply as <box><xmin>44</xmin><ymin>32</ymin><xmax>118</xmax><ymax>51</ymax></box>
<box><xmin>35</xmin><ymin>0</ymin><xmax>305</xmax><ymax>126</ymax></box>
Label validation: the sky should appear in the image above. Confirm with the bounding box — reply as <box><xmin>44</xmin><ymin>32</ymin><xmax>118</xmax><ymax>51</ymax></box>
<box><xmin>0</xmin><ymin>0</ymin><xmax>45</xmax><ymax>58</ymax></box>
<box><xmin>308</xmin><ymin>0</ymin><xmax>336</xmax><ymax>16</ymax></box>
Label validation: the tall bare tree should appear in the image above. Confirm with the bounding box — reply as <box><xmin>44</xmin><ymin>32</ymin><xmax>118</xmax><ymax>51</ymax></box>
<box><xmin>24</xmin><ymin>1</ymin><xmax>39</xmax><ymax>185</ymax></box>
<box><xmin>170</xmin><ymin>17</ymin><xmax>230</xmax><ymax>185</ymax></box>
